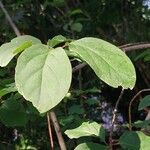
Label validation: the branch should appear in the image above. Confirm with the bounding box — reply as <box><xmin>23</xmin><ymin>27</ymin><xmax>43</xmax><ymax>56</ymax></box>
<box><xmin>72</xmin><ymin>62</ymin><xmax>86</xmax><ymax>73</ymax></box>
<box><xmin>47</xmin><ymin>112</ymin><xmax>54</xmax><ymax>150</ymax></box>
<box><xmin>128</xmin><ymin>89</ymin><xmax>150</xmax><ymax>131</ymax></box>
<box><xmin>122</xmin><ymin>43</ymin><xmax>150</xmax><ymax>52</ymax></box>
<box><xmin>50</xmin><ymin>111</ymin><xmax>67</xmax><ymax>150</ymax></box>
<box><xmin>0</xmin><ymin>1</ymin><xmax>21</xmax><ymax>36</ymax></box>
<box><xmin>119</xmin><ymin>42</ymin><xmax>150</xmax><ymax>48</ymax></box>
<box><xmin>109</xmin><ymin>89</ymin><xmax>124</xmax><ymax>150</ymax></box>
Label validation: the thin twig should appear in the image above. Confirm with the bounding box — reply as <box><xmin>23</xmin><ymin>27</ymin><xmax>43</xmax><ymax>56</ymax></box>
<box><xmin>122</xmin><ymin>43</ymin><xmax>150</xmax><ymax>52</ymax></box>
<box><xmin>0</xmin><ymin>1</ymin><xmax>21</xmax><ymax>36</ymax></box>
<box><xmin>109</xmin><ymin>89</ymin><xmax>124</xmax><ymax>150</ymax></box>
<box><xmin>78</xmin><ymin>69</ymin><xmax>82</xmax><ymax>90</ymax></box>
<box><xmin>50</xmin><ymin>111</ymin><xmax>67</xmax><ymax>150</ymax></box>
<box><xmin>72</xmin><ymin>62</ymin><xmax>86</xmax><ymax>73</ymax></box>
<box><xmin>119</xmin><ymin>42</ymin><xmax>149</xmax><ymax>48</ymax></box>
<box><xmin>47</xmin><ymin>112</ymin><xmax>54</xmax><ymax>150</ymax></box>
<box><xmin>128</xmin><ymin>89</ymin><xmax>150</xmax><ymax>131</ymax></box>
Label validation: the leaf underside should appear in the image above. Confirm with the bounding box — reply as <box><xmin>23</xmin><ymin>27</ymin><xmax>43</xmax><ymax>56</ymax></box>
<box><xmin>15</xmin><ymin>44</ymin><xmax>72</xmax><ymax>113</ymax></box>
<box><xmin>69</xmin><ymin>37</ymin><xmax>136</xmax><ymax>89</ymax></box>
<box><xmin>65</xmin><ymin>121</ymin><xmax>101</xmax><ymax>139</ymax></box>
<box><xmin>0</xmin><ymin>35</ymin><xmax>41</xmax><ymax>67</ymax></box>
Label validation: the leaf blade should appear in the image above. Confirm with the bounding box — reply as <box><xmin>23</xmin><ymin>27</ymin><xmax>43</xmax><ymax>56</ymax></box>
<box><xmin>69</xmin><ymin>37</ymin><xmax>136</xmax><ymax>89</ymax></box>
<box><xmin>74</xmin><ymin>142</ymin><xmax>107</xmax><ymax>150</ymax></box>
<box><xmin>65</xmin><ymin>121</ymin><xmax>101</xmax><ymax>139</ymax></box>
<box><xmin>0</xmin><ymin>35</ymin><xmax>41</xmax><ymax>67</ymax></box>
<box><xmin>15</xmin><ymin>44</ymin><xmax>72</xmax><ymax>113</ymax></box>
<box><xmin>48</xmin><ymin>35</ymin><xmax>67</xmax><ymax>47</ymax></box>
<box><xmin>138</xmin><ymin>95</ymin><xmax>150</xmax><ymax>110</ymax></box>
<box><xmin>119</xmin><ymin>131</ymin><xmax>140</xmax><ymax>150</ymax></box>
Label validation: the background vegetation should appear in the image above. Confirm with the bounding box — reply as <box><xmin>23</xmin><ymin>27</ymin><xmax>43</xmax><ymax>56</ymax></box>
<box><xmin>0</xmin><ymin>0</ymin><xmax>150</xmax><ymax>149</ymax></box>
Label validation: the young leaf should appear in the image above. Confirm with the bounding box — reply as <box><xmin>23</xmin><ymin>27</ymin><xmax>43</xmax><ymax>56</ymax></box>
<box><xmin>0</xmin><ymin>35</ymin><xmax>41</xmax><ymax>67</ymax></box>
<box><xmin>65</xmin><ymin>121</ymin><xmax>101</xmax><ymax>139</ymax></box>
<box><xmin>48</xmin><ymin>35</ymin><xmax>67</xmax><ymax>47</ymax></box>
<box><xmin>138</xmin><ymin>95</ymin><xmax>150</xmax><ymax>110</ymax></box>
<box><xmin>74</xmin><ymin>142</ymin><xmax>107</xmax><ymax>150</ymax></box>
<box><xmin>69</xmin><ymin>38</ymin><xmax>136</xmax><ymax>89</ymax></box>
<box><xmin>15</xmin><ymin>44</ymin><xmax>72</xmax><ymax>113</ymax></box>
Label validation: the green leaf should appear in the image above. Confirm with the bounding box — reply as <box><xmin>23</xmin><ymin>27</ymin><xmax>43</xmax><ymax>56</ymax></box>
<box><xmin>134</xmin><ymin>49</ymin><xmax>150</xmax><ymax>62</ymax></box>
<box><xmin>13</xmin><ymin>41</ymin><xmax>32</xmax><ymax>54</ymax></box>
<box><xmin>119</xmin><ymin>131</ymin><xmax>140</xmax><ymax>150</ymax></box>
<box><xmin>69</xmin><ymin>38</ymin><xmax>136</xmax><ymax>89</ymax></box>
<box><xmin>0</xmin><ymin>83</ymin><xmax>17</xmax><ymax>97</ymax></box>
<box><xmin>0</xmin><ymin>98</ymin><xmax>28</xmax><ymax>126</ymax></box>
<box><xmin>52</xmin><ymin>0</ymin><xmax>65</xmax><ymax>7</ymax></box>
<box><xmin>144</xmin><ymin>55</ymin><xmax>150</xmax><ymax>62</ymax></box>
<box><xmin>65</xmin><ymin>121</ymin><xmax>101</xmax><ymax>139</ymax></box>
<box><xmin>99</xmin><ymin>126</ymin><xmax>106</xmax><ymax>143</ymax></box>
<box><xmin>68</xmin><ymin>105</ymin><xmax>84</xmax><ymax>115</ymax></box>
<box><xmin>15</xmin><ymin>44</ymin><xmax>72</xmax><ymax>113</ymax></box>
<box><xmin>86</xmin><ymin>99</ymin><xmax>99</xmax><ymax>106</ymax></box>
<box><xmin>138</xmin><ymin>95</ymin><xmax>150</xmax><ymax>110</ymax></box>
<box><xmin>74</xmin><ymin>142</ymin><xmax>107</xmax><ymax>150</ymax></box>
<box><xmin>11</xmin><ymin>35</ymin><xmax>41</xmax><ymax>45</ymax></box>
<box><xmin>48</xmin><ymin>35</ymin><xmax>67</xmax><ymax>47</ymax></box>
<box><xmin>71</xmin><ymin>22</ymin><xmax>83</xmax><ymax>32</ymax></box>
<box><xmin>59</xmin><ymin>115</ymin><xmax>74</xmax><ymax>126</ymax></box>
<box><xmin>0</xmin><ymin>35</ymin><xmax>41</xmax><ymax>67</ymax></box>
<box><xmin>137</xmin><ymin>131</ymin><xmax>150</xmax><ymax>149</ymax></box>
<box><xmin>133</xmin><ymin>120</ymin><xmax>150</xmax><ymax>128</ymax></box>
<box><xmin>68</xmin><ymin>9</ymin><xmax>84</xmax><ymax>17</ymax></box>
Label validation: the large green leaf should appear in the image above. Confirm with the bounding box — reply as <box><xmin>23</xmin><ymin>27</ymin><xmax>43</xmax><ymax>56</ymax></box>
<box><xmin>138</xmin><ymin>95</ymin><xmax>150</xmax><ymax>110</ymax></box>
<box><xmin>11</xmin><ymin>35</ymin><xmax>41</xmax><ymax>45</ymax></box>
<box><xmin>15</xmin><ymin>44</ymin><xmax>72</xmax><ymax>113</ymax></box>
<box><xmin>69</xmin><ymin>38</ymin><xmax>136</xmax><ymax>89</ymax></box>
<box><xmin>0</xmin><ymin>35</ymin><xmax>41</xmax><ymax>67</ymax></box>
<box><xmin>65</xmin><ymin>121</ymin><xmax>101</xmax><ymax>139</ymax></box>
<box><xmin>119</xmin><ymin>131</ymin><xmax>150</xmax><ymax>150</ymax></box>
<box><xmin>74</xmin><ymin>142</ymin><xmax>107</xmax><ymax>150</ymax></box>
